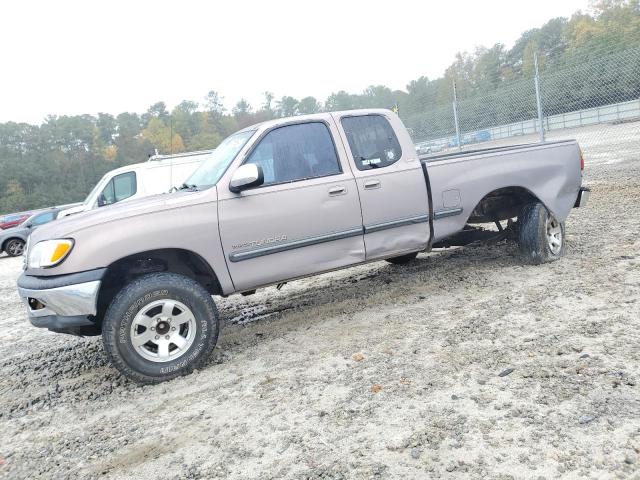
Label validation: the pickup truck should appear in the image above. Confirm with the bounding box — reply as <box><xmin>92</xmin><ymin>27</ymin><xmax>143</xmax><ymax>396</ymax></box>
<box><xmin>16</xmin><ymin>109</ymin><xmax>589</xmax><ymax>384</ymax></box>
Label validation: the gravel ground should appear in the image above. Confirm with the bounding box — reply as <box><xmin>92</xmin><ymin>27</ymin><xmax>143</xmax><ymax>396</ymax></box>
<box><xmin>0</xmin><ymin>136</ymin><xmax>639</xmax><ymax>479</ymax></box>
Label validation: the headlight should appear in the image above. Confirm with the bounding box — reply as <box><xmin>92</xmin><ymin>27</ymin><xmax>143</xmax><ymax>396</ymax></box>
<box><xmin>28</xmin><ymin>239</ymin><xmax>74</xmax><ymax>268</ymax></box>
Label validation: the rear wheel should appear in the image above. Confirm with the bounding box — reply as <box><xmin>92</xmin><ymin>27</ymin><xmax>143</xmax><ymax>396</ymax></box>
<box><xmin>102</xmin><ymin>272</ymin><xmax>219</xmax><ymax>384</ymax></box>
<box><xmin>5</xmin><ymin>239</ymin><xmax>25</xmax><ymax>257</ymax></box>
<box><xmin>518</xmin><ymin>202</ymin><xmax>565</xmax><ymax>264</ymax></box>
<box><xmin>386</xmin><ymin>252</ymin><xmax>419</xmax><ymax>265</ymax></box>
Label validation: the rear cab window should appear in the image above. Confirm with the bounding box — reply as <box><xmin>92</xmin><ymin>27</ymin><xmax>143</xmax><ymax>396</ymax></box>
<box><xmin>341</xmin><ymin>115</ymin><xmax>402</xmax><ymax>170</ymax></box>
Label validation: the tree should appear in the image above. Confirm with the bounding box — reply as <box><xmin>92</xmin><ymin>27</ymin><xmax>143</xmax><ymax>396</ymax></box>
<box><xmin>232</xmin><ymin>99</ymin><xmax>252</xmax><ymax>116</ymax></box>
<box><xmin>188</xmin><ymin>131</ymin><xmax>222</xmax><ymax>151</ymax></box>
<box><xmin>297</xmin><ymin>96</ymin><xmax>321</xmax><ymax>114</ymax></box>
<box><xmin>204</xmin><ymin>90</ymin><xmax>225</xmax><ymax>116</ymax></box>
<box><xmin>473</xmin><ymin>44</ymin><xmax>506</xmax><ymax>91</ymax></box>
<box><xmin>171</xmin><ymin>100</ymin><xmax>200</xmax><ymax>146</ymax></box>
<box><xmin>147</xmin><ymin>102</ymin><xmax>169</xmax><ymax>119</ymax></box>
<box><xmin>141</xmin><ymin>118</ymin><xmax>185</xmax><ymax>155</ymax></box>
<box><xmin>325</xmin><ymin>91</ymin><xmax>360</xmax><ymax>111</ymax></box>
<box><xmin>96</xmin><ymin>113</ymin><xmax>117</xmax><ymax>144</ymax></box>
<box><xmin>361</xmin><ymin>85</ymin><xmax>396</xmax><ymax>109</ymax></box>
<box><xmin>0</xmin><ymin>179</ymin><xmax>27</xmax><ymax>212</ymax></box>
<box><xmin>275</xmin><ymin>96</ymin><xmax>298</xmax><ymax>117</ymax></box>
<box><xmin>262</xmin><ymin>91</ymin><xmax>275</xmax><ymax>114</ymax></box>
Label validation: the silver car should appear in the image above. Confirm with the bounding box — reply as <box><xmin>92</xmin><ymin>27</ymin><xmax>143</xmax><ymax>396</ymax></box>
<box><xmin>1</xmin><ymin>209</ymin><xmax>59</xmax><ymax>257</ymax></box>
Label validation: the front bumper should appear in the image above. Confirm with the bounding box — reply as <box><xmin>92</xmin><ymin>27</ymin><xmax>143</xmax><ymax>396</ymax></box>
<box><xmin>17</xmin><ymin>268</ymin><xmax>106</xmax><ymax>335</ymax></box>
<box><xmin>574</xmin><ymin>187</ymin><xmax>590</xmax><ymax>208</ymax></box>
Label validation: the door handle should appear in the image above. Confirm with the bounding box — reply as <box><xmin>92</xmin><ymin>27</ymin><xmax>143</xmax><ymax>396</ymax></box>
<box><xmin>328</xmin><ymin>185</ymin><xmax>346</xmax><ymax>196</ymax></box>
<box><xmin>364</xmin><ymin>180</ymin><xmax>381</xmax><ymax>189</ymax></box>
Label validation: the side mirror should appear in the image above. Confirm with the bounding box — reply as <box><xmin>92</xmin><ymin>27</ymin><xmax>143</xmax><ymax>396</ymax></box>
<box><xmin>97</xmin><ymin>194</ymin><xmax>107</xmax><ymax>207</ymax></box>
<box><xmin>229</xmin><ymin>164</ymin><xmax>264</xmax><ymax>193</ymax></box>
<box><xmin>24</xmin><ymin>223</ymin><xmax>32</xmax><ymax>229</ymax></box>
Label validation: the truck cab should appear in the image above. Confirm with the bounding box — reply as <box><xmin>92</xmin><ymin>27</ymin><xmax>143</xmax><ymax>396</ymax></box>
<box><xmin>211</xmin><ymin>111</ymin><xmax>430</xmax><ymax>291</ymax></box>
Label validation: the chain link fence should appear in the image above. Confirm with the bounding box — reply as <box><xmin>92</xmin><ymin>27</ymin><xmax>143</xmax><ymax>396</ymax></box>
<box><xmin>405</xmin><ymin>47</ymin><xmax>640</xmax><ymax>165</ymax></box>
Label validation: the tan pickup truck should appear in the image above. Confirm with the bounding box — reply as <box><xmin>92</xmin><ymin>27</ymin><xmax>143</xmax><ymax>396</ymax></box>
<box><xmin>17</xmin><ymin>109</ymin><xmax>589</xmax><ymax>383</ymax></box>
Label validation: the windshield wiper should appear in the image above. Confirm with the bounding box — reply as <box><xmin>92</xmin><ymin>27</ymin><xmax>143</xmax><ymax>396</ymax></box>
<box><xmin>177</xmin><ymin>183</ymin><xmax>200</xmax><ymax>192</ymax></box>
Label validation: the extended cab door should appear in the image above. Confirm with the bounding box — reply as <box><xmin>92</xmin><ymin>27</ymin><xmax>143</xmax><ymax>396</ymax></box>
<box><xmin>334</xmin><ymin>112</ymin><xmax>430</xmax><ymax>260</ymax></box>
<box><xmin>217</xmin><ymin>119</ymin><xmax>365</xmax><ymax>292</ymax></box>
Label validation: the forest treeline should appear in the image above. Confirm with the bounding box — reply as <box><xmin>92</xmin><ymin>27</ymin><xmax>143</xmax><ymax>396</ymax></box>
<box><xmin>1</xmin><ymin>0</ymin><xmax>638</xmax><ymax>213</ymax></box>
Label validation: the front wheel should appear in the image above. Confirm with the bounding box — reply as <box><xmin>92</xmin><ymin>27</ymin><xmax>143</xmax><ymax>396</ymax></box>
<box><xmin>518</xmin><ymin>202</ymin><xmax>565</xmax><ymax>264</ymax></box>
<box><xmin>5</xmin><ymin>238</ymin><xmax>25</xmax><ymax>257</ymax></box>
<box><xmin>102</xmin><ymin>273</ymin><xmax>219</xmax><ymax>384</ymax></box>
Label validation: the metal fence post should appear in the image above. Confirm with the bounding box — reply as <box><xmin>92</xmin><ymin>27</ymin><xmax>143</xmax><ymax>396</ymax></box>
<box><xmin>534</xmin><ymin>53</ymin><xmax>545</xmax><ymax>143</ymax></box>
<box><xmin>452</xmin><ymin>80</ymin><xmax>462</xmax><ymax>150</ymax></box>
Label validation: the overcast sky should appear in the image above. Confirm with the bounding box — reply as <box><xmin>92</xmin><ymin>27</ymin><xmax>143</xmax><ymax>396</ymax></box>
<box><xmin>1</xmin><ymin>0</ymin><xmax>590</xmax><ymax>124</ymax></box>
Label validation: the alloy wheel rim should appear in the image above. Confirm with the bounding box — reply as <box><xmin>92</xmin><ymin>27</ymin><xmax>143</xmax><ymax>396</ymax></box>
<box><xmin>130</xmin><ymin>299</ymin><xmax>197</xmax><ymax>363</ymax></box>
<box><xmin>546</xmin><ymin>216</ymin><xmax>563</xmax><ymax>255</ymax></box>
<box><xmin>8</xmin><ymin>241</ymin><xmax>24</xmax><ymax>256</ymax></box>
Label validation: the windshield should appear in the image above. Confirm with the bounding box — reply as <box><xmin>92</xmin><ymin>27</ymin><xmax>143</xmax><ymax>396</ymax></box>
<box><xmin>186</xmin><ymin>130</ymin><xmax>256</xmax><ymax>189</ymax></box>
<box><xmin>83</xmin><ymin>174</ymin><xmax>109</xmax><ymax>206</ymax></box>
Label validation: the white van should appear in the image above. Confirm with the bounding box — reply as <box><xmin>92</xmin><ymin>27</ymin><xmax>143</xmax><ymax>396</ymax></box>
<box><xmin>58</xmin><ymin>150</ymin><xmax>212</xmax><ymax>218</ymax></box>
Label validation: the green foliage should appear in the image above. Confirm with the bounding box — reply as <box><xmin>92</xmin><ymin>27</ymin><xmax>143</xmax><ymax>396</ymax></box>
<box><xmin>1</xmin><ymin>1</ymin><xmax>638</xmax><ymax>214</ymax></box>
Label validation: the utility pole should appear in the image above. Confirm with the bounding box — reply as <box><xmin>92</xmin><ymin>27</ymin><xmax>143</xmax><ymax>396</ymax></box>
<box><xmin>534</xmin><ymin>53</ymin><xmax>545</xmax><ymax>143</ymax></box>
<box><xmin>452</xmin><ymin>80</ymin><xmax>462</xmax><ymax>151</ymax></box>
<box><xmin>170</xmin><ymin>115</ymin><xmax>173</xmax><ymax>155</ymax></box>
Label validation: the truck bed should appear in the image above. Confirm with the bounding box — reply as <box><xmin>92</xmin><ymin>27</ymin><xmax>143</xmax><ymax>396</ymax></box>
<box><xmin>420</xmin><ymin>139</ymin><xmax>583</xmax><ymax>243</ymax></box>
<box><xmin>419</xmin><ymin>139</ymin><xmax>577</xmax><ymax>163</ymax></box>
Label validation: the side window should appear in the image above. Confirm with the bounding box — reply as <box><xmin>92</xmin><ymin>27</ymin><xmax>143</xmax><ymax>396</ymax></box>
<box><xmin>100</xmin><ymin>172</ymin><xmax>137</xmax><ymax>206</ymax></box>
<box><xmin>245</xmin><ymin>122</ymin><xmax>341</xmax><ymax>185</ymax></box>
<box><xmin>113</xmin><ymin>172</ymin><xmax>137</xmax><ymax>202</ymax></box>
<box><xmin>341</xmin><ymin>115</ymin><xmax>402</xmax><ymax>170</ymax></box>
<box><xmin>32</xmin><ymin>212</ymin><xmax>55</xmax><ymax>225</ymax></box>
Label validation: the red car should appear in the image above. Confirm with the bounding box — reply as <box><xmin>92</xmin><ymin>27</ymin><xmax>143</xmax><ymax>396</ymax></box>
<box><xmin>0</xmin><ymin>213</ymin><xmax>31</xmax><ymax>230</ymax></box>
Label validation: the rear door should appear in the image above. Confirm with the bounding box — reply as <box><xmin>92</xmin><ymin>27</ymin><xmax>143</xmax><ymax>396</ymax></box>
<box><xmin>334</xmin><ymin>112</ymin><xmax>430</xmax><ymax>260</ymax></box>
<box><xmin>218</xmin><ymin>119</ymin><xmax>365</xmax><ymax>291</ymax></box>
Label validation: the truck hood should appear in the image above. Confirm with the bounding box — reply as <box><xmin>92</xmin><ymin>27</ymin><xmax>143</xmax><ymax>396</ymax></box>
<box><xmin>30</xmin><ymin>189</ymin><xmax>215</xmax><ymax>244</ymax></box>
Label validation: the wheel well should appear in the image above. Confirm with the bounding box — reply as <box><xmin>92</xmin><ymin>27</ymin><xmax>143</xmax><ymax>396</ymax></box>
<box><xmin>467</xmin><ymin>187</ymin><xmax>539</xmax><ymax>224</ymax></box>
<box><xmin>96</xmin><ymin>248</ymin><xmax>221</xmax><ymax>323</ymax></box>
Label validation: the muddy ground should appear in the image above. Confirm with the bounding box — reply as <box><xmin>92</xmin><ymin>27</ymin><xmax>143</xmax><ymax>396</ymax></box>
<box><xmin>0</xmin><ymin>136</ymin><xmax>638</xmax><ymax>479</ymax></box>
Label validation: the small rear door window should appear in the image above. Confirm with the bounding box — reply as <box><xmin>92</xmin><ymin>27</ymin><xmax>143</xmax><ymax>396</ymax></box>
<box><xmin>341</xmin><ymin>115</ymin><xmax>402</xmax><ymax>171</ymax></box>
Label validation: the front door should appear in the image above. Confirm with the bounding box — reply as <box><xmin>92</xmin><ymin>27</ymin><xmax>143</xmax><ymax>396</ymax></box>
<box><xmin>218</xmin><ymin>120</ymin><xmax>365</xmax><ymax>292</ymax></box>
<box><xmin>335</xmin><ymin>112</ymin><xmax>431</xmax><ymax>260</ymax></box>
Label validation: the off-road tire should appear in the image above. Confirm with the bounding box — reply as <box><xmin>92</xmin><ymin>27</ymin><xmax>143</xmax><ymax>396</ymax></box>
<box><xmin>386</xmin><ymin>252</ymin><xmax>419</xmax><ymax>265</ymax></box>
<box><xmin>518</xmin><ymin>202</ymin><xmax>565</xmax><ymax>265</ymax></box>
<box><xmin>5</xmin><ymin>238</ymin><xmax>25</xmax><ymax>257</ymax></box>
<box><xmin>102</xmin><ymin>272</ymin><xmax>219</xmax><ymax>384</ymax></box>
